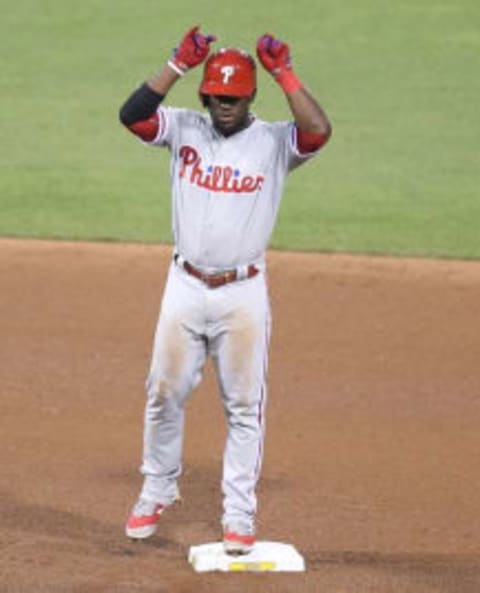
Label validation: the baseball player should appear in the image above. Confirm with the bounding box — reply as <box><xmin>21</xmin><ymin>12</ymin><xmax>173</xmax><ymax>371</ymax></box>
<box><xmin>119</xmin><ymin>25</ymin><xmax>331</xmax><ymax>554</ymax></box>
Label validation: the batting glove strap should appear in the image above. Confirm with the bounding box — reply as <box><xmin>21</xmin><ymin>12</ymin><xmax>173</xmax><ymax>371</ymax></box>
<box><xmin>167</xmin><ymin>59</ymin><xmax>187</xmax><ymax>76</ymax></box>
<box><xmin>168</xmin><ymin>25</ymin><xmax>216</xmax><ymax>76</ymax></box>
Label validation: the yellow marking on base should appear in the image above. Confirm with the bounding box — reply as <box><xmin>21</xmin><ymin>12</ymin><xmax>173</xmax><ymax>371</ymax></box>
<box><xmin>228</xmin><ymin>561</ymin><xmax>277</xmax><ymax>572</ymax></box>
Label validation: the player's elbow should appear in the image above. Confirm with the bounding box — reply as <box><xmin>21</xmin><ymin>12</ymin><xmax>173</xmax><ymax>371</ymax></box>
<box><xmin>119</xmin><ymin>103</ymin><xmax>133</xmax><ymax>127</ymax></box>
<box><xmin>296</xmin><ymin>123</ymin><xmax>332</xmax><ymax>153</ymax></box>
<box><xmin>316</xmin><ymin>119</ymin><xmax>333</xmax><ymax>148</ymax></box>
<box><xmin>297</xmin><ymin>116</ymin><xmax>332</xmax><ymax>147</ymax></box>
<box><xmin>322</xmin><ymin>123</ymin><xmax>333</xmax><ymax>146</ymax></box>
<box><xmin>310</xmin><ymin>116</ymin><xmax>332</xmax><ymax>140</ymax></box>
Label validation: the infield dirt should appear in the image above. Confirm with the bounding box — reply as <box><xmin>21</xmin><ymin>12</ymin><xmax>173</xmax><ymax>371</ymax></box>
<box><xmin>1</xmin><ymin>239</ymin><xmax>480</xmax><ymax>592</ymax></box>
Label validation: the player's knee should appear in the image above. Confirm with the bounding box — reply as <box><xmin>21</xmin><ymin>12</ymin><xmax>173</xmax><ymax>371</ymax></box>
<box><xmin>146</xmin><ymin>376</ymin><xmax>174</xmax><ymax>405</ymax></box>
<box><xmin>146</xmin><ymin>374</ymin><xmax>191</xmax><ymax>408</ymax></box>
<box><xmin>227</xmin><ymin>399</ymin><xmax>259</xmax><ymax>425</ymax></box>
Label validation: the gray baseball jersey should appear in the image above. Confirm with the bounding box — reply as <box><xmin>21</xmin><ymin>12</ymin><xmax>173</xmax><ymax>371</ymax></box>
<box><xmin>148</xmin><ymin>107</ymin><xmax>317</xmax><ymax>271</ymax></box>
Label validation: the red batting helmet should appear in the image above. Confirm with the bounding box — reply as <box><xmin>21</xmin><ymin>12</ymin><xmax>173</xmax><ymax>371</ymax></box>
<box><xmin>200</xmin><ymin>48</ymin><xmax>256</xmax><ymax>97</ymax></box>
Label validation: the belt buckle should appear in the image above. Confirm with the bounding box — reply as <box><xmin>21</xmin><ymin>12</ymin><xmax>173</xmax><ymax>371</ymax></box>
<box><xmin>205</xmin><ymin>270</ymin><xmax>234</xmax><ymax>288</ymax></box>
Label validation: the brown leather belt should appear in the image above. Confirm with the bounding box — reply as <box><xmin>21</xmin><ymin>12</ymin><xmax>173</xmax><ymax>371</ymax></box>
<box><xmin>174</xmin><ymin>255</ymin><xmax>259</xmax><ymax>289</ymax></box>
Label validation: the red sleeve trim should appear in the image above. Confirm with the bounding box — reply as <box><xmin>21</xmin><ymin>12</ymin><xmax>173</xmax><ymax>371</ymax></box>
<box><xmin>296</xmin><ymin>127</ymin><xmax>331</xmax><ymax>154</ymax></box>
<box><xmin>127</xmin><ymin>112</ymin><xmax>160</xmax><ymax>142</ymax></box>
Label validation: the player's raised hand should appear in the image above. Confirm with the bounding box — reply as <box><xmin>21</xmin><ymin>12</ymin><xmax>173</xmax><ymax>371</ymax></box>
<box><xmin>256</xmin><ymin>33</ymin><xmax>302</xmax><ymax>95</ymax></box>
<box><xmin>168</xmin><ymin>25</ymin><xmax>217</xmax><ymax>76</ymax></box>
<box><xmin>256</xmin><ymin>34</ymin><xmax>292</xmax><ymax>76</ymax></box>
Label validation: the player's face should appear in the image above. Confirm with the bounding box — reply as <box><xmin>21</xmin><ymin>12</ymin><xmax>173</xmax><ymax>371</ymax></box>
<box><xmin>207</xmin><ymin>95</ymin><xmax>253</xmax><ymax>137</ymax></box>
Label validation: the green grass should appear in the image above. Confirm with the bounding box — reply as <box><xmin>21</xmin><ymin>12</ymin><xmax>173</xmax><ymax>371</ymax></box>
<box><xmin>1</xmin><ymin>0</ymin><xmax>479</xmax><ymax>258</ymax></box>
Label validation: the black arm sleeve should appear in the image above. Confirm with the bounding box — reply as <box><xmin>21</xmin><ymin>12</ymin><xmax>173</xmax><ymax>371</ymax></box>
<box><xmin>119</xmin><ymin>83</ymin><xmax>165</xmax><ymax>126</ymax></box>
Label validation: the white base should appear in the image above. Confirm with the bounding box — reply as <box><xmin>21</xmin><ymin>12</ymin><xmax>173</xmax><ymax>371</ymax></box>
<box><xmin>188</xmin><ymin>541</ymin><xmax>306</xmax><ymax>572</ymax></box>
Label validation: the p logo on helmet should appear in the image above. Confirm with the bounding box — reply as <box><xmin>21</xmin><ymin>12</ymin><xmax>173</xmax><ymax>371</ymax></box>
<box><xmin>220</xmin><ymin>65</ymin><xmax>236</xmax><ymax>84</ymax></box>
<box><xmin>200</xmin><ymin>48</ymin><xmax>257</xmax><ymax>99</ymax></box>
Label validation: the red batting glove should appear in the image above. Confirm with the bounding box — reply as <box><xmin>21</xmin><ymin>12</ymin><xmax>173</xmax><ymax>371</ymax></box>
<box><xmin>168</xmin><ymin>25</ymin><xmax>217</xmax><ymax>75</ymax></box>
<box><xmin>256</xmin><ymin>34</ymin><xmax>303</xmax><ymax>94</ymax></box>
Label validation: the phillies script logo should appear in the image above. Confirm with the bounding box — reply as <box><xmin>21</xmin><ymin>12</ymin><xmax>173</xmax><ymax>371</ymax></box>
<box><xmin>178</xmin><ymin>145</ymin><xmax>264</xmax><ymax>193</ymax></box>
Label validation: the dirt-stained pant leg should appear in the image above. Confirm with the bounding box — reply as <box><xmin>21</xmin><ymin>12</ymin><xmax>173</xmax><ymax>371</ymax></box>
<box><xmin>209</xmin><ymin>273</ymin><xmax>271</xmax><ymax>532</ymax></box>
<box><xmin>140</xmin><ymin>263</ymin><xmax>208</xmax><ymax>505</ymax></box>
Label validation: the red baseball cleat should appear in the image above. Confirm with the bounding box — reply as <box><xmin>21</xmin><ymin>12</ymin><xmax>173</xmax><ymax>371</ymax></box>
<box><xmin>223</xmin><ymin>526</ymin><xmax>256</xmax><ymax>554</ymax></box>
<box><xmin>125</xmin><ymin>499</ymin><xmax>165</xmax><ymax>539</ymax></box>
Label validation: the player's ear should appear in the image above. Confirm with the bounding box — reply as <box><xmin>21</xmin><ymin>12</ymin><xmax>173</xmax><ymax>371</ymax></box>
<box><xmin>200</xmin><ymin>93</ymin><xmax>210</xmax><ymax>108</ymax></box>
<box><xmin>248</xmin><ymin>90</ymin><xmax>256</xmax><ymax>104</ymax></box>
